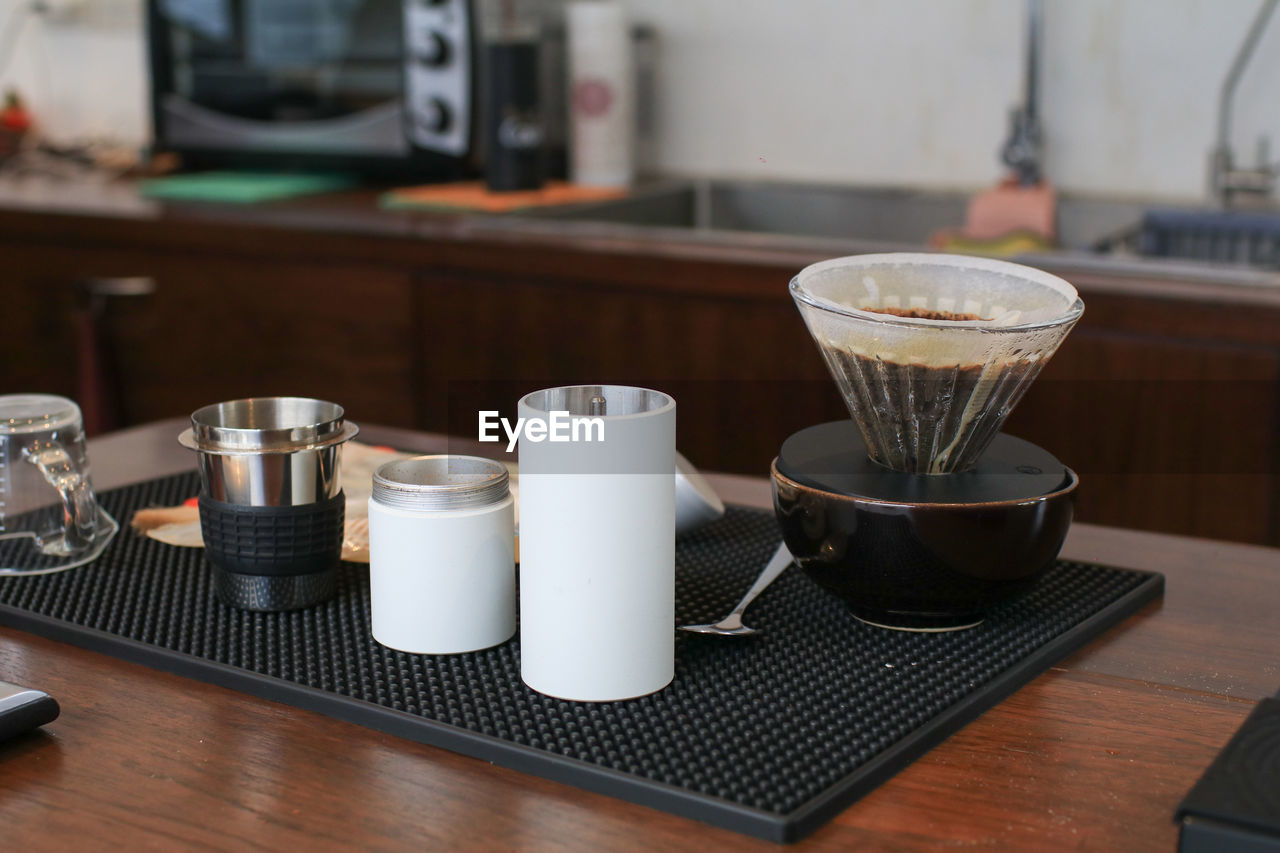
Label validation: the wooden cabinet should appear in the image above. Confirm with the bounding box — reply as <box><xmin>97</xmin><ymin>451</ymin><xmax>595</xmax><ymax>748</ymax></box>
<box><xmin>1009</xmin><ymin>328</ymin><xmax>1280</xmax><ymax>545</ymax></box>
<box><xmin>3</xmin><ymin>245</ymin><xmax>84</xmax><ymax>399</ymax></box>
<box><xmin>413</xmin><ymin>266</ymin><xmax>843</xmax><ymax>476</ymax></box>
<box><xmin>1009</xmin><ymin>275</ymin><xmax>1280</xmax><ymax>544</ymax></box>
<box><xmin>1</xmin><ymin>195</ymin><xmax>1278</xmax><ymax>545</ymax></box>
<box><xmin>0</xmin><ymin>242</ymin><xmax>418</xmax><ymax>430</ymax></box>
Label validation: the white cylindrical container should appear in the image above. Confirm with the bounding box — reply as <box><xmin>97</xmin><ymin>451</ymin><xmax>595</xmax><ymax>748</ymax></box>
<box><xmin>567</xmin><ymin>0</ymin><xmax>635</xmax><ymax>187</ymax></box>
<box><xmin>518</xmin><ymin>385</ymin><xmax>676</xmax><ymax>701</ymax></box>
<box><xmin>368</xmin><ymin>456</ymin><xmax>516</xmax><ymax>655</ymax></box>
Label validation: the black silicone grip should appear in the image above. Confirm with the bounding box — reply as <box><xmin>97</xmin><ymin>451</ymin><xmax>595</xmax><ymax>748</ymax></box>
<box><xmin>198</xmin><ymin>491</ymin><xmax>345</xmax><ymax>578</ymax></box>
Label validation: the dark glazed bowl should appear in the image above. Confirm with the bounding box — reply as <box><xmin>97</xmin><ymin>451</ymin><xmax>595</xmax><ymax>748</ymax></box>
<box><xmin>772</xmin><ymin>459</ymin><xmax>1078</xmax><ymax>631</ymax></box>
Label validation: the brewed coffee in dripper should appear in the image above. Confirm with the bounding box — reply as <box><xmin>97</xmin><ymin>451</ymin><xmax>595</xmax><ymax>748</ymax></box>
<box><xmin>791</xmin><ymin>253</ymin><xmax>1083</xmax><ymax>474</ymax></box>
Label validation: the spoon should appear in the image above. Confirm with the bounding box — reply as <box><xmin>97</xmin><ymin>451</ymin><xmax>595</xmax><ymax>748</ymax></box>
<box><xmin>679</xmin><ymin>542</ymin><xmax>794</xmax><ymax>637</ymax></box>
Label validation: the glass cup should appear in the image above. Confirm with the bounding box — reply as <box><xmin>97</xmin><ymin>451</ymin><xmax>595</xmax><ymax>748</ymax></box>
<box><xmin>0</xmin><ymin>394</ymin><xmax>118</xmax><ymax>575</ymax></box>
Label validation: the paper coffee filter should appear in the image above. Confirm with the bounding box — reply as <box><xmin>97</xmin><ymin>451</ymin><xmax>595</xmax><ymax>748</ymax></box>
<box><xmin>798</xmin><ymin>255</ymin><xmax>1077</xmax><ymax>357</ymax></box>
<box><xmin>791</xmin><ymin>254</ymin><xmax>1083</xmax><ymax>474</ymax></box>
<box><xmin>801</xmin><ymin>306</ymin><xmax>1068</xmax><ymax>372</ymax></box>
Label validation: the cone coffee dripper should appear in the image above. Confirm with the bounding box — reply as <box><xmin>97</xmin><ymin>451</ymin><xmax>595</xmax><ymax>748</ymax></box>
<box><xmin>790</xmin><ymin>253</ymin><xmax>1083</xmax><ymax>474</ymax></box>
<box><xmin>774</xmin><ymin>253</ymin><xmax>1084</xmax><ymax>630</ymax></box>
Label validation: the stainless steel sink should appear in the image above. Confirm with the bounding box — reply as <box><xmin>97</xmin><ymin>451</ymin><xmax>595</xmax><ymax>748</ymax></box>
<box><xmin>498</xmin><ymin>178</ymin><xmax>1280</xmax><ymax>282</ymax></box>
<box><xmin>529</xmin><ymin>179</ymin><xmax>1151</xmax><ymax>253</ymax></box>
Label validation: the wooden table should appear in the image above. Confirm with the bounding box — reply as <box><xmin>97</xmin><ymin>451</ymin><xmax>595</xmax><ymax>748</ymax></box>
<box><xmin>2</xmin><ymin>419</ymin><xmax>1277</xmax><ymax>850</ymax></box>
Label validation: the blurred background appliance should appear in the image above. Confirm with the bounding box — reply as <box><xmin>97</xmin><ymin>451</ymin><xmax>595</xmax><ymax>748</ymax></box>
<box><xmin>147</xmin><ymin>0</ymin><xmax>568</xmax><ymax>179</ymax></box>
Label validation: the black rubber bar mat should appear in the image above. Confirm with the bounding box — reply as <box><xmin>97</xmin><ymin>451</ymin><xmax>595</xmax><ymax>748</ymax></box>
<box><xmin>0</xmin><ymin>473</ymin><xmax>1163</xmax><ymax>843</ymax></box>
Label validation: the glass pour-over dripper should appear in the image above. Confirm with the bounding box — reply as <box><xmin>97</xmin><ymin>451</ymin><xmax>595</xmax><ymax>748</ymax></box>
<box><xmin>791</xmin><ymin>253</ymin><xmax>1084</xmax><ymax>474</ymax></box>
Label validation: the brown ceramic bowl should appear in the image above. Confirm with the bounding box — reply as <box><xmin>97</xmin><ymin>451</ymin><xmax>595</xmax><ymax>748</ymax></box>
<box><xmin>771</xmin><ymin>423</ymin><xmax>1078</xmax><ymax>631</ymax></box>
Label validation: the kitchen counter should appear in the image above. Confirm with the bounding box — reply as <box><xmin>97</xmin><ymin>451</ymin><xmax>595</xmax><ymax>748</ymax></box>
<box><xmin>1</xmin><ymin>173</ymin><xmax>1280</xmax><ymax>294</ymax></box>
<box><xmin>0</xmin><ymin>418</ymin><xmax>1276</xmax><ymax>850</ymax></box>
<box><xmin>2</xmin><ymin>173</ymin><xmax>1279</xmax><ymax>547</ymax></box>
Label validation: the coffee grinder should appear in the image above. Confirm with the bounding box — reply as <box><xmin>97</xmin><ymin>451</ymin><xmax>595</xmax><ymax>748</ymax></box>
<box><xmin>772</xmin><ymin>253</ymin><xmax>1084</xmax><ymax>631</ymax></box>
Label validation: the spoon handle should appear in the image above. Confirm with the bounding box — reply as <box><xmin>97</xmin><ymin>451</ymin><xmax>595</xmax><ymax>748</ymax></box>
<box><xmin>726</xmin><ymin>542</ymin><xmax>793</xmax><ymax>620</ymax></box>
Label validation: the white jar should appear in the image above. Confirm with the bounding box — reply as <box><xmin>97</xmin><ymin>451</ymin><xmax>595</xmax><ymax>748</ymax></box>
<box><xmin>517</xmin><ymin>385</ymin><xmax>676</xmax><ymax>701</ymax></box>
<box><xmin>567</xmin><ymin>0</ymin><xmax>635</xmax><ymax>187</ymax></box>
<box><xmin>368</xmin><ymin>456</ymin><xmax>515</xmax><ymax>655</ymax></box>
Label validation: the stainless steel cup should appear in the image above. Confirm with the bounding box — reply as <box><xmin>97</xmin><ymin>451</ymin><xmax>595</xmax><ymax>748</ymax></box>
<box><xmin>179</xmin><ymin>397</ymin><xmax>359</xmax><ymax>611</ymax></box>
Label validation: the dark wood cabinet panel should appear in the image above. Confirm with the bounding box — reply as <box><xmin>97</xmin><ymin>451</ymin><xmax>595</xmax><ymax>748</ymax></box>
<box><xmin>1</xmin><ymin>196</ymin><xmax>1278</xmax><ymax>545</ymax></box>
<box><xmin>0</xmin><ymin>243</ymin><xmax>418</xmax><ymax>430</ymax></box>
<box><xmin>0</xmin><ymin>256</ymin><xmax>80</xmax><ymax>399</ymax></box>
<box><xmin>416</xmin><ymin>267</ymin><xmax>1280</xmax><ymax>545</ymax></box>
<box><xmin>414</xmin><ymin>269</ymin><xmax>845</xmax><ymax>476</ymax></box>
<box><xmin>1008</xmin><ymin>329</ymin><xmax>1280</xmax><ymax>543</ymax></box>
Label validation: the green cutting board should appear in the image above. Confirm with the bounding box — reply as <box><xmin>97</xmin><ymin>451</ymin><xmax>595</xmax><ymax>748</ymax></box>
<box><xmin>137</xmin><ymin>171</ymin><xmax>356</xmax><ymax>204</ymax></box>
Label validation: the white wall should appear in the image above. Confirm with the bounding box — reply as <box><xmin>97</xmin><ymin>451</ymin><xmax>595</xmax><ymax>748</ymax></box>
<box><xmin>0</xmin><ymin>0</ymin><xmax>149</xmax><ymax>146</ymax></box>
<box><xmin>623</xmin><ymin>0</ymin><xmax>1280</xmax><ymax>201</ymax></box>
<box><xmin>1</xmin><ymin>0</ymin><xmax>1277</xmax><ymax>202</ymax></box>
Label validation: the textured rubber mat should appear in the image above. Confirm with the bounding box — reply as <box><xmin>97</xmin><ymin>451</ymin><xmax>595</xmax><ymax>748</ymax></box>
<box><xmin>0</xmin><ymin>473</ymin><xmax>1162</xmax><ymax>842</ymax></box>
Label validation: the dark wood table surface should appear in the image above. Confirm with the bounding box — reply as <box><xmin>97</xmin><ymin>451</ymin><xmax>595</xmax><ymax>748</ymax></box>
<box><xmin>2</xmin><ymin>419</ymin><xmax>1277</xmax><ymax>850</ymax></box>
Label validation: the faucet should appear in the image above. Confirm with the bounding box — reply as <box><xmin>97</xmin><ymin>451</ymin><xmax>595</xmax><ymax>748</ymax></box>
<box><xmin>1001</xmin><ymin>0</ymin><xmax>1044</xmax><ymax>186</ymax></box>
<box><xmin>1210</xmin><ymin>0</ymin><xmax>1279</xmax><ymax>206</ymax></box>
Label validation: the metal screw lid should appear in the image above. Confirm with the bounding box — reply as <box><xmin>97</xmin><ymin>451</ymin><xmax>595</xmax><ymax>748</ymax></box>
<box><xmin>372</xmin><ymin>455</ymin><xmax>510</xmax><ymax>511</ymax></box>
